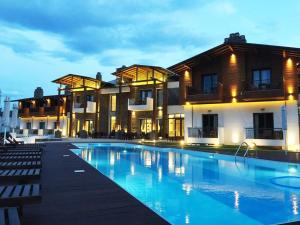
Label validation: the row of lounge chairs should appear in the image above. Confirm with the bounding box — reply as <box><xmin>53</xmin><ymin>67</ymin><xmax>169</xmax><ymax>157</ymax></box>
<box><xmin>0</xmin><ymin>139</ymin><xmax>43</xmax><ymax>225</ymax></box>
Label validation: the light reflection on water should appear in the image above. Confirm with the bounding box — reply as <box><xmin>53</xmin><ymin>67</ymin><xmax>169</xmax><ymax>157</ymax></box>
<box><xmin>74</xmin><ymin>145</ymin><xmax>300</xmax><ymax>225</ymax></box>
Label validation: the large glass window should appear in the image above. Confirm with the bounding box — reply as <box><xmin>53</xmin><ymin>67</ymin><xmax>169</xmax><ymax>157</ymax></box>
<box><xmin>252</xmin><ymin>69</ymin><xmax>271</xmax><ymax>89</ymax></box>
<box><xmin>202</xmin><ymin>114</ymin><xmax>218</xmax><ymax>138</ymax></box>
<box><xmin>26</xmin><ymin>122</ymin><xmax>31</xmax><ymax>129</ymax></box>
<box><xmin>157</xmin><ymin>89</ymin><xmax>163</xmax><ymax>107</ymax></box>
<box><xmin>111</xmin><ymin>95</ymin><xmax>116</xmax><ymax>112</ymax></box>
<box><xmin>202</xmin><ymin>74</ymin><xmax>218</xmax><ymax>94</ymax></box>
<box><xmin>168</xmin><ymin>114</ymin><xmax>184</xmax><ymax>138</ymax></box>
<box><xmin>253</xmin><ymin>113</ymin><xmax>274</xmax><ymax>139</ymax></box>
<box><xmin>140</xmin><ymin>118</ymin><xmax>152</xmax><ymax>134</ymax></box>
<box><xmin>86</xmin><ymin>95</ymin><xmax>94</xmax><ymax>102</ymax></box>
<box><xmin>39</xmin><ymin>122</ymin><xmax>45</xmax><ymax>129</ymax></box>
<box><xmin>140</xmin><ymin>90</ymin><xmax>152</xmax><ymax>104</ymax></box>
<box><xmin>110</xmin><ymin>116</ymin><xmax>116</xmax><ymax>132</ymax></box>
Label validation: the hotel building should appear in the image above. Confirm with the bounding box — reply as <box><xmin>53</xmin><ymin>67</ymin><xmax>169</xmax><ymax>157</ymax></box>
<box><xmin>16</xmin><ymin>33</ymin><xmax>300</xmax><ymax>150</ymax></box>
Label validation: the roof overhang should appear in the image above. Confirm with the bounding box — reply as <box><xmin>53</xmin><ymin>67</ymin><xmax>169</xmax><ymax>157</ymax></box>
<box><xmin>52</xmin><ymin>74</ymin><xmax>100</xmax><ymax>89</ymax></box>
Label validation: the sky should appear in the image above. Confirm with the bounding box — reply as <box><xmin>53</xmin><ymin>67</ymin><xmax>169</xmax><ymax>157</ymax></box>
<box><xmin>0</xmin><ymin>0</ymin><xmax>300</xmax><ymax>101</ymax></box>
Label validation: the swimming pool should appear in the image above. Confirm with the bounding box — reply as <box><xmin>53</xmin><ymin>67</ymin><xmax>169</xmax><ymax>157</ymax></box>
<box><xmin>72</xmin><ymin>143</ymin><xmax>300</xmax><ymax>225</ymax></box>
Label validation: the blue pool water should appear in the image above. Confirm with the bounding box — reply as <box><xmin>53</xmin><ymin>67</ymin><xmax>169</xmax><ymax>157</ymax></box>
<box><xmin>72</xmin><ymin>143</ymin><xmax>300</xmax><ymax>225</ymax></box>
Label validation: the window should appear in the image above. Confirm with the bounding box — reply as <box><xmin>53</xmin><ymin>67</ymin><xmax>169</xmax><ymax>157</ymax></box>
<box><xmin>252</xmin><ymin>69</ymin><xmax>271</xmax><ymax>89</ymax></box>
<box><xmin>202</xmin><ymin>74</ymin><xmax>218</xmax><ymax>94</ymax></box>
<box><xmin>157</xmin><ymin>89</ymin><xmax>163</xmax><ymax>107</ymax></box>
<box><xmin>111</xmin><ymin>95</ymin><xmax>116</xmax><ymax>112</ymax></box>
<box><xmin>54</xmin><ymin>122</ymin><xmax>58</xmax><ymax>129</ymax></box>
<box><xmin>202</xmin><ymin>114</ymin><xmax>218</xmax><ymax>138</ymax></box>
<box><xmin>253</xmin><ymin>113</ymin><xmax>274</xmax><ymax>139</ymax></box>
<box><xmin>140</xmin><ymin>118</ymin><xmax>152</xmax><ymax>134</ymax></box>
<box><xmin>140</xmin><ymin>90</ymin><xmax>152</xmax><ymax>104</ymax></box>
<box><xmin>110</xmin><ymin>116</ymin><xmax>116</xmax><ymax>132</ymax></box>
<box><xmin>86</xmin><ymin>95</ymin><xmax>94</xmax><ymax>102</ymax></box>
<box><xmin>85</xmin><ymin>120</ymin><xmax>94</xmax><ymax>133</ymax></box>
<box><xmin>26</xmin><ymin>122</ymin><xmax>31</xmax><ymax>130</ymax></box>
<box><xmin>168</xmin><ymin>114</ymin><xmax>184</xmax><ymax>138</ymax></box>
<box><xmin>76</xmin><ymin>96</ymin><xmax>81</xmax><ymax>103</ymax></box>
<box><xmin>39</xmin><ymin>122</ymin><xmax>45</xmax><ymax>129</ymax></box>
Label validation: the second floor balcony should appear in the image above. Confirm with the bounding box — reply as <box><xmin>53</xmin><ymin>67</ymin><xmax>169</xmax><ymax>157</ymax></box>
<box><xmin>186</xmin><ymin>83</ymin><xmax>223</xmax><ymax>103</ymax></box>
<box><xmin>241</xmin><ymin>81</ymin><xmax>284</xmax><ymax>101</ymax></box>
<box><xmin>128</xmin><ymin>97</ymin><xmax>153</xmax><ymax>111</ymax></box>
<box><xmin>73</xmin><ymin>101</ymin><xmax>96</xmax><ymax>113</ymax></box>
<box><xmin>19</xmin><ymin>106</ymin><xmax>60</xmax><ymax>117</ymax></box>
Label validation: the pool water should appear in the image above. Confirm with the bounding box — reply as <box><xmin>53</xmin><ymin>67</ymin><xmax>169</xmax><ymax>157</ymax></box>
<box><xmin>72</xmin><ymin>143</ymin><xmax>300</xmax><ymax>225</ymax></box>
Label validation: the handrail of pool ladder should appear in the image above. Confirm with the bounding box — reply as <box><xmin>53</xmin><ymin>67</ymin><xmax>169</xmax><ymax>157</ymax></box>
<box><xmin>234</xmin><ymin>141</ymin><xmax>250</xmax><ymax>161</ymax></box>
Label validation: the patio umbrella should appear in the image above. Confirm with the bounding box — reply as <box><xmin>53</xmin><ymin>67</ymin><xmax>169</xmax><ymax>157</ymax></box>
<box><xmin>2</xmin><ymin>96</ymin><xmax>10</xmax><ymax>145</ymax></box>
<box><xmin>10</xmin><ymin>103</ymin><xmax>18</xmax><ymax>133</ymax></box>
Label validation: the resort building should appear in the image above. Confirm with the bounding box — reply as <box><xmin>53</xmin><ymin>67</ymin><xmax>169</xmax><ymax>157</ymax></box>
<box><xmin>111</xmin><ymin>65</ymin><xmax>183</xmax><ymax>139</ymax></box>
<box><xmin>17</xmin><ymin>87</ymin><xmax>69</xmax><ymax>137</ymax></box>
<box><xmin>14</xmin><ymin>33</ymin><xmax>300</xmax><ymax>150</ymax></box>
<box><xmin>168</xmin><ymin>33</ymin><xmax>300</xmax><ymax>150</ymax></box>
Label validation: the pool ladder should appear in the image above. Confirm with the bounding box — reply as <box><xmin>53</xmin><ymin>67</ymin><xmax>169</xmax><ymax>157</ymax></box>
<box><xmin>234</xmin><ymin>141</ymin><xmax>250</xmax><ymax>161</ymax></box>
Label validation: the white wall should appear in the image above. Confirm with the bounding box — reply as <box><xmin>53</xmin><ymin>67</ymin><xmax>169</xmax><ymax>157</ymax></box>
<box><xmin>184</xmin><ymin>100</ymin><xmax>299</xmax><ymax>150</ymax></box>
<box><xmin>19</xmin><ymin>116</ymin><xmax>68</xmax><ymax>137</ymax></box>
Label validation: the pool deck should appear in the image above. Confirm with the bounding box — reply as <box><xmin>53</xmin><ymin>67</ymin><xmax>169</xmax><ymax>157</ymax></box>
<box><xmin>22</xmin><ymin>142</ymin><xmax>170</xmax><ymax>225</ymax></box>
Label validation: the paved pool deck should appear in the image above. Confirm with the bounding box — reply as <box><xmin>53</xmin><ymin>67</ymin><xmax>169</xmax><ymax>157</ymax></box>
<box><xmin>22</xmin><ymin>142</ymin><xmax>169</xmax><ymax>225</ymax></box>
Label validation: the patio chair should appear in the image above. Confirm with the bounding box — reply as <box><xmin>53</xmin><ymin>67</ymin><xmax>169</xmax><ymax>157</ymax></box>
<box><xmin>0</xmin><ymin>151</ymin><xmax>41</xmax><ymax>156</ymax></box>
<box><xmin>0</xmin><ymin>155</ymin><xmax>41</xmax><ymax>162</ymax></box>
<box><xmin>0</xmin><ymin>184</ymin><xmax>41</xmax><ymax>214</ymax></box>
<box><xmin>0</xmin><ymin>161</ymin><xmax>42</xmax><ymax>170</ymax></box>
<box><xmin>0</xmin><ymin>207</ymin><xmax>21</xmax><ymax>225</ymax></box>
<box><xmin>0</xmin><ymin>169</ymin><xmax>41</xmax><ymax>183</ymax></box>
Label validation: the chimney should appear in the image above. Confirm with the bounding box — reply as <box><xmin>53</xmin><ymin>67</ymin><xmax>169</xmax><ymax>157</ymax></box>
<box><xmin>96</xmin><ymin>72</ymin><xmax>102</xmax><ymax>81</ymax></box>
<box><xmin>34</xmin><ymin>87</ymin><xmax>44</xmax><ymax>99</ymax></box>
<box><xmin>224</xmin><ymin>32</ymin><xmax>246</xmax><ymax>44</ymax></box>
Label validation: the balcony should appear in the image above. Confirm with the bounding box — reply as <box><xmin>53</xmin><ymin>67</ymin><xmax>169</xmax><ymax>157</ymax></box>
<box><xmin>187</xmin><ymin>127</ymin><xmax>218</xmax><ymax>138</ymax></box>
<box><xmin>73</xmin><ymin>101</ymin><xmax>96</xmax><ymax>113</ymax></box>
<box><xmin>128</xmin><ymin>97</ymin><xmax>153</xmax><ymax>111</ymax></box>
<box><xmin>241</xmin><ymin>82</ymin><xmax>284</xmax><ymax>101</ymax></box>
<box><xmin>245</xmin><ymin>128</ymin><xmax>283</xmax><ymax>140</ymax></box>
<box><xmin>186</xmin><ymin>84</ymin><xmax>223</xmax><ymax>103</ymax></box>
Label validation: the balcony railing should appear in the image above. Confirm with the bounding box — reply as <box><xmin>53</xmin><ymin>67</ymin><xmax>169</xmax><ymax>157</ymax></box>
<box><xmin>73</xmin><ymin>101</ymin><xmax>96</xmax><ymax>113</ymax></box>
<box><xmin>187</xmin><ymin>127</ymin><xmax>218</xmax><ymax>138</ymax></box>
<box><xmin>186</xmin><ymin>83</ymin><xmax>223</xmax><ymax>103</ymax></box>
<box><xmin>128</xmin><ymin>97</ymin><xmax>153</xmax><ymax>111</ymax></box>
<box><xmin>245</xmin><ymin>128</ymin><xmax>283</xmax><ymax>140</ymax></box>
<box><xmin>241</xmin><ymin>81</ymin><xmax>284</xmax><ymax>100</ymax></box>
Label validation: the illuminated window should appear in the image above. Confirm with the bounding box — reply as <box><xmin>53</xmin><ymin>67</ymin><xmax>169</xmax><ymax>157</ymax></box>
<box><xmin>168</xmin><ymin>114</ymin><xmax>184</xmax><ymax>137</ymax></box>
<box><xmin>111</xmin><ymin>95</ymin><xmax>116</xmax><ymax>112</ymax></box>
<box><xmin>110</xmin><ymin>116</ymin><xmax>116</xmax><ymax>132</ymax></box>
<box><xmin>140</xmin><ymin>118</ymin><xmax>152</xmax><ymax>134</ymax></box>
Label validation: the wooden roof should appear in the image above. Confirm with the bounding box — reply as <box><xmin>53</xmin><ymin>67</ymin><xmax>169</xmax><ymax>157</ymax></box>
<box><xmin>52</xmin><ymin>74</ymin><xmax>100</xmax><ymax>89</ymax></box>
<box><xmin>168</xmin><ymin>43</ymin><xmax>300</xmax><ymax>73</ymax></box>
<box><xmin>112</xmin><ymin>64</ymin><xmax>175</xmax><ymax>79</ymax></box>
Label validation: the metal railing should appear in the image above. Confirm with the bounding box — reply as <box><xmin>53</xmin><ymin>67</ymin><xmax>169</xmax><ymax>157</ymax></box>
<box><xmin>187</xmin><ymin>127</ymin><xmax>218</xmax><ymax>138</ymax></box>
<box><xmin>245</xmin><ymin>128</ymin><xmax>283</xmax><ymax>140</ymax></box>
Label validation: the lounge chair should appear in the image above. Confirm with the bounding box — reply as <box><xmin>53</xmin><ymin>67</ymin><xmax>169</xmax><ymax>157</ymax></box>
<box><xmin>0</xmin><ymin>207</ymin><xmax>21</xmax><ymax>225</ymax></box>
<box><xmin>0</xmin><ymin>151</ymin><xmax>41</xmax><ymax>156</ymax></box>
<box><xmin>0</xmin><ymin>169</ymin><xmax>41</xmax><ymax>183</ymax></box>
<box><xmin>0</xmin><ymin>155</ymin><xmax>41</xmax><ymax>162</ymax></box>
<box><xmin>0</xmin><ymin>161</ymin><xmax>42</xmax><ymax>170</ymax></box>
<box><xmin>0</xmin><ymin>184</ymin><xmax>41</xmax><ymax>214</ymax></box>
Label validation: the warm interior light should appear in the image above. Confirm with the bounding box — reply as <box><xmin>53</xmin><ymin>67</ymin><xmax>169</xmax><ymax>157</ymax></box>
<box><xmin>232</xmin><ymin>97</ymin><xmax>237</xmax><ymax>103</ymax></box>
<box><xmin>186</xmin><ymin>102</ymin><xmax>191</xmax><ymax>106</ymax></box>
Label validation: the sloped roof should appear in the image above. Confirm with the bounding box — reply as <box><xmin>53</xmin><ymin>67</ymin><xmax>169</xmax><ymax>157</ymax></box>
<box><xmin>168</xmin><ymin>42</ymin><xmax>300</xmax><ymax>73</ymax></box>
